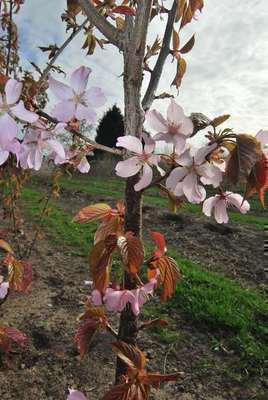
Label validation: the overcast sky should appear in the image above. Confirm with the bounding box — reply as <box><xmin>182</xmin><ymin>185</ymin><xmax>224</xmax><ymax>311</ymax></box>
<box><xmin>16</xmin><ymin>0</ymin><xmax>268</xmax><ymax>136</ymax></box>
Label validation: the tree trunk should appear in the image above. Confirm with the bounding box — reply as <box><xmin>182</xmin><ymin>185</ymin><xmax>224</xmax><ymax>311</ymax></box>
<box><xmin>115</xmin><ymin>0</ymin><xmax>153</xmax><ymax>382</ymax></box>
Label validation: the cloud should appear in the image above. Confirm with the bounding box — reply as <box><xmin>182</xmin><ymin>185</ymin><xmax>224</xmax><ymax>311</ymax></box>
<box><xmin>15</xmin><ymin>0</ymin><xmax>268</xmax><ymax>134</ymax></box>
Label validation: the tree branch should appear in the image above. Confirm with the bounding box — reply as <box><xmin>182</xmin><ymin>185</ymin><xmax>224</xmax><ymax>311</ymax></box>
<box><xmin>6</xmin><ymin>0</ymin><xmax>13</xmax><ymax>76</ymax></box>
<box><xmin>40</xmin><ymin>18</ymin><xmax>89</xmax><ymax>82</ymax></box>
<box><xmin>37</xmin><ymin>110</ymin><xmax>122</xmax><ymax>156</ymax></box>
<box><xmin>142</xmin><ymin>0</ymin><xmax>177</xmax><ymax>111</ymax></box>
<box><xmin>78</xmin><ymin>0</ymin><xmax>123</xmax><ymax>50</ymax></box>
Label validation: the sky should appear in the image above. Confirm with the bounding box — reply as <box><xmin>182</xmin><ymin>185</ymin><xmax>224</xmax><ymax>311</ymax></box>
<box><xmin>15</xmin><ymin>0</ymin><xmax>268</xmax><ymax>137</ymax></box>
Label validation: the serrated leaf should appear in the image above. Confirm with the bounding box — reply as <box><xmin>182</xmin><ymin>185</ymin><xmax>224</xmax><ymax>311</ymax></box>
<box><xmin>0</xmin><ymin>327</ymin><xmax>28</xmax><ymax>353</ymax></box>
<box><xmin>211</xmin><ymin>114</ymin><xmax>230</xmax><ymax>128</ymax></box>
<box><xmin>226</xmin><ymin>134</ymin><xmax>262</xmax><ymax>185</ymax></box>
<box><xmin>115</xmin><ymin>16</ymin><xmax>125</xmax><ymax>30</ymax></box>
<box><xmin>94</xmin><ymin>215</ymin><xmax>124</xmax><ymax>244</ymax></box>
<box><xmin>3</xmin><ymin>255</ymin><xmax>32</xmax><ymax>293</ymax></box>
<box><xmin>150</xmin><ymin>256</ymin><xmax>181</xmax><ymax>302</ymax></box>
<box><xmin>89</xmin><ymin>240</ymin><xmax>115</xmax><ymax>292</ymax></box>
<box><xmin>149</xmin><ymin>231</ymin><xmax>166</xmax><ymax>258</ymax></box>
<box><xmin>73</xmin><ymin>203</ymin><xmax>111</xmax><ymax>224</ymax></box>
<box><xmin>117</xmin><ymin>232</ymin><xmax>144</xmax><ymax>274</ymax></box>
<box><xmin>172</xmin><ymin>29</ymin><xmax>180</xmax><ymax>52</ymax></box>
<box><xmin>244</xmin><ymin>153</ymin><xmax>268</xmax><ymax>208</ymax></box>
<box><xmin>0</xmin><ymin>239</ymin><xmax>13</xmax><ymax>254</ymax></box>
<box><xmin>74</xmin><ymin>319</ymin><xmax>100</xmax><ymax>358</ymax></box>
<box><xmin>112</xmin><ymin>341</ymin><xmax>147</xmax><ymax>370</ymax></box>
<box><xmin>67</xmin><ymin>0</ymin><xmax>81</xmax><ymax>15</ymax></box>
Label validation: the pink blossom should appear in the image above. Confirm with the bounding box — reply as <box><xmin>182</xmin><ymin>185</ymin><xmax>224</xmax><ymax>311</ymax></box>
<box><xmin>166</xmin><ymin>144</ymin><xmax>222</xmax><ymax>204</ymax></box>
<box><xmin>53</xmin><ymin>147</ymin><xmax>91</xmax><ymax>174</ymax></box>
<box><xmin>91</xmin><ymin>278</ymin><xmax>158</xmax><ymax>316</ymax></box>
<box><xmin>0</xmin><ymin>280</ymin><xmax>9</xmax><ymax>299</ymax></box>
<box><xmin>67</xmin><ymin>389</ymin><xmax>88</xmax><ymax>400</ymax></box>
<box><xmin>0</xmin><ymin>137</ymin><xmax>21</xmax><ymax>166</ymax></box>
<box><xmin>49</xmin><ymin>66</ymin><xmax>106</xmax><ymax>124</ymax></box>
<box><xmin>115</xmin><ymin>133</ymin><xmax>165</xmax><ymax>191</ymax></box>
<box><xmin>0</xmin><ymin>78</ymin><xmax>38</xmax><ymax>149</ymax></box>
<box><xmin>203</xmin><ymin>192</ymin><xmax>250</xmax><ymax>224</ymax></box>
<box><xmin>19</xmin><ymin>122</ymin><xmax>65</xmax><ymax>170</ymax></box>
<box><xmin>146</xmin><ymin>99</ymin><xmax>193</xmax><ymax>153</ymax></box>
<box><xmin>256</xmin><ymin>130</ymin><xmax>268</xmax><ymax>154</ymax></box>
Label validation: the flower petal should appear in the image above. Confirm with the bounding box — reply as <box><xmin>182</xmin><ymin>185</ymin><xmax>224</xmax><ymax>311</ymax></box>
<box><xmin>182</xmin><ymin>171</ymin><xmax>206</xmax><ymax>203</ymax></box>
<box><xmin>115</xmin><ymin>157</ymin><xmax>141</xmax><ymax>178</ymax></box>
<box><xmin>70</xmin><ymin>66</ymin><xmax>91</xmax><ymax>94</ymax></box>
<box><xmin>227</xmin><ymin>192</ymin><xmax>250</xmax><ymax>214</ymax></box>
<box><xmin>180</xmin><ymin>116</ymin><xmax>194</xmax><ymax>136</ymax></box>
<box><xmin>0</xmin><ymin>281</ymin><xmax>9</xmax><ymax>299</ymax></box>
<box><xmin>0</xmin><ymin>149</ymin><xmax>9</xmax><ymax>166</ymax></box>
<box><xmin>214</xmin><ymin>199</ymin><xmax>229</xmax><ymax>224</ymax></box>
<box><xmin>142</xmin><ymin>132</ymin><xmax>155</xmax><ymax>154</ymax></box>
<box><xmin>11</xmin><ymin>101</ymin><xmax>39</xmax><ymax>123</ymax></box>
<box><xmin>49</xmin><ymin>77</ymin><xmax>73</xmax><ymax>100</ymax></box>
<box><xmin>67</xmin><ymin>389</ymin><xmax>88</xmax><ymax>400</ymax></box>
<box><xmin>202</xmin><ymin>196</ymin><xmax>218</xmax><ymax>217</ymax></box>
<box><xmin>76</xmin><ymin>104</ymin><xmax>97</xmax><ymax>123</ymax></box>
<box><xmin>166</xmin><ymin>167</ymin><xmax>188</xmax><ymax>191</ymax></box>
<box><xmin>77</xmin><ymin>157</ymin><xmax>90</xmax><ymax>173</ymax></box>
<box><xmin>134</xmin><ymin>163</ymin><xmax>153</xmax><ymax>191</ymax></box>
<box><xmin>0</xmin><ymin>113</ymin><xmax>18</xmax><ymax>145</ymax></box>
<box><xmin>116</xmin><ymin>136</ymin><xmax>143</xmax><ymax>154</ymax></box>
<box><xmin>52</xmin><ymin>101</ymin><xmax>76</xmax><ymax>122</ymax></box>
<box><xmin>5</xmin><ymin>78</ymin><xmax>22</xmax><ymax>104</ymax></box>
<box><xmin>91</xmin><ymin>289</ymin><xmax>103</xmax><ymax>305</ymax></box>
<box><xmin>146</xmin><ymin>109</ymin><xmax>168</xmax><ymax>133</ymax></box>
<box><xmin>86</xmin><ymin>86</ymin><xmax>106</xmax><ymax>108</ymax></box>
<box><xmin>46</xmin><ymin>139</ymin><xmax>65</xmax><ymax>159</ymax></box>
<box><xmin>167</xmin><ymin>99</ymin><xmax>185</xmax><ymax>126</ymax></box>
<box><xmin>256</xmin><ymin>130</ymin><xmax>268</xmax><ymax>153</ymax></box>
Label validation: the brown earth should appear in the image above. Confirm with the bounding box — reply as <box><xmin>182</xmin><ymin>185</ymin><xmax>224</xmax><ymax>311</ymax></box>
<box><xmin>0</xmin><ymin>187</ymin><xmax>267</xmax><ymax>400</ymax></box>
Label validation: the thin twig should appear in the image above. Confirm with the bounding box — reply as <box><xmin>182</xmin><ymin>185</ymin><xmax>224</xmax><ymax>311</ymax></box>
<box><xmin>6</xmin><ymin>0</ymin><xmax>13</xmax><ymax>76</ymax></box>
<box><xmin>40</xmin><ymin>18</ymin><xmax>90</xmax><ymax>82</ymax></box>
<box><xmin>36</xmin><ymin>110</ymin><xmax>123</xmax><ymax>156</ymax></box>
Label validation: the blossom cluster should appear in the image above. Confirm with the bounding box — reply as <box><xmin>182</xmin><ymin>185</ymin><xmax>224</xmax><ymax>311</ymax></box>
<box><xmin>0</xmin><ymin>66</ymin><xmax>106</xmax><ymax>172</ymax></box>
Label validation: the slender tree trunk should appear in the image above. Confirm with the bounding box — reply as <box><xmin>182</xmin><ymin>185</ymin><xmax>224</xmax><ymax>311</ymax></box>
<box><xmin>115</xmin><ymin>2</ymin><xmax>153</xmax><ymax>380</ymax></box>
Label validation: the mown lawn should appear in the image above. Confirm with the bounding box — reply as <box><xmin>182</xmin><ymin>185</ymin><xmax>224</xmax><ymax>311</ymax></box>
<box><xmin>30</xmin><ymin>174</ymin><xmax>267</xmax><ymax>228</ymax></box>
<box><xmin>20</xmin><ymin>185</ymin><xmax>268</xmax><ymax>376</ymax></box>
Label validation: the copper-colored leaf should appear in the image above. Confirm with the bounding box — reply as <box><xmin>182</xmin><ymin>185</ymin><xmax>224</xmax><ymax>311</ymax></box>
<box><xmin>139</xmin><ymin>318</ymin><xmax>168</xmax><ymax>330</ymax></box>
<box><xmin>210</xmin><ymin>114</ymin><xmax>230</xmax><ymax>128</ymax></box>
<box><xmin>112</xmin><ymin>341</ymin><xmax>147</xmax><ymax>370</ymax></box>
<box><xmin>75</xmin><ymin>319</ymin><xmax>99</xmax><ymax>358</ymax></box>
<box><xmin>179</xmin><ymin>34</ymin><xmax>195</xmax><ymax>54</ymax></box>
<box><xmin>67</xmin><ymin>0</ymin><xmax>81</xmax><ymax>15</ymax></box>
<box><xmin>226</xmin><ymin>134</ymin><xmax>262</xmax><ymax>185</ymax></box>
<box><xmin>102</xmin><ymin>383</ymin><xmax>132</xmax><ymax>400</ymax></box>
<box><xmin>244</xmin><ymin>153</ymin><xmax>268</xmax><ymax>207</ymax></box>
<box><xmin>149</xmin><ymin>231</ymin><xmax>166</xmax><ymax>258</ymax></box>
<box><xmin>150</xmin><ymin>256</ymin><xmax>181</xmax><ymax>302</ymax></box>
<box><xmin>0</xmin><ymin>239</ymin><xmax>13</xmax><ymax>254</ymax></box>
<box><xmin>172</xmin><ymin>56</ymin><xmax>187</xmax><ymax>89</ymax></box>
<box><xmin>0</xmin><ymin>327</ymin><xmax>28</xmax><ymax>353</ymax></box>
<box><xmin>94</xmin><ymin>215</ymin><xmax>124</xmax><ymax>244</ymax></box>
<box><xmin>73</xmin><ymin>203</ymin><xmax>112</xmax><ymax>224</ymax></box>
<box><xmin>115</xmin><ymin>16</ymin><xmax>125</xmax><ymax>30</ymax></box>
<box><xmin>117</xmin><ymin>232</ymin><xmax>144</xmax><ymax>274</ymax></box>
<box><xmin>172</xmin><ymin>29</ymin><xmax>180</xmax><ymax>53</ymax></box>
<box><xmin>4</xmin><ymin>255</ymin><xmax>32</xmax><ymax>293</ymax></box>
<box><xmin>141</xmin><ymin>372</ymin><xmax>184</xmax><ymax>386</ymax></box>
<box><xmin>89</xmin><ymin>240</ymin><xmax>114</xmax><ymax>292</ymax></box>
<box><xmin>113</xmin><ymin>6</ymin><xmax>136</xmax><ymax>16</ymax></box>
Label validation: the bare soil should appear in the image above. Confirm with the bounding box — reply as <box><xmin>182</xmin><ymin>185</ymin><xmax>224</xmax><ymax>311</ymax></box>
<box><xmin>0</xmin><ymin>188</ymin><xmax>267</xmax><ymax>400</ymax></box>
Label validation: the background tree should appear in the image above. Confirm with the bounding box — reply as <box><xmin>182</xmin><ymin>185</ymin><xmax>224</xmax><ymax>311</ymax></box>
<box><xmin>95</xmin><ymin>104</ymin><xmax>124</xmax><ymax>158</ymax></box>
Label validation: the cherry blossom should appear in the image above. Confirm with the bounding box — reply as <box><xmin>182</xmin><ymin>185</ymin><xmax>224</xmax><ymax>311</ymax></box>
<box><xmin>19</xmin><ymin>122</ymin><xmax>65</xmax><ymax>170</ymax></box>
<box><xmin>0</xmin><ymin>280</ymin><xmax>9</xmax><ymax>300</ymax></box>
<box><xmin>67</xmin><ymin>389</ymin><xmax>88</xmax><ymax>400</ymax></box>
<box><xmin>115</xmin><ymin>133</ymin><xmax>165</xmax><ymax>191</ymax></box>
<box><xmin>166</xmin><ymin>144</ymin><xmax>222</xmax><ymax>204</ymax></box>
<box><xmin>256</xmin><ymin>129</ymin><xmax>268</xmax><ymax>154</ymax></box>
<box><xmin>0</xmin><ymin>138</ymin><xmax>21</xmax><ymax>166</ymax></box>
<box><xmin>146</xmin><ymin>99</ymin><xmax>193</xmax><ymax>153</ymax></box>
<box><xmin>0</xmin><ymin>78</ymin><xmax>38</xmax><ymax>149</ymax></box>
<box><xmin>203</xmin><ymin>192</ymin><xmax>250</xmax><ymax>224</ymax></box>
<box><xmin>91</xmin><ymin>278</ymin><xmax>158</xmax><ymax>316</ymax></box>
<box><xmin>49</xmin><ymin>66</ymin><xmax>106</xmax><ymax>124</ymax></box>
<box><xmin>53</xmin><ymin>147</ymin><xmax>91</xmax><ymax>174</ymax></box>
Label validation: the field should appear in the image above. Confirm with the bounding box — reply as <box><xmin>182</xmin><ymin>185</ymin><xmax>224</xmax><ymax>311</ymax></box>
<box><xmin>1</xmin><ymin>172</ymin><xmax>267</xmax><ymax>400</ymax></box>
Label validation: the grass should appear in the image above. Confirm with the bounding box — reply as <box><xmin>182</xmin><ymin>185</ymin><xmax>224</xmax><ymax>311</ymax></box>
<box><xmin>20</xmin><ymin>185</ymin><xmax>268</xmax><ymax>375</ymax></box>
<box><xmin>30</xmin><ymin>174</ymin><xmax>267</xmax><ymax>229</ymax></box>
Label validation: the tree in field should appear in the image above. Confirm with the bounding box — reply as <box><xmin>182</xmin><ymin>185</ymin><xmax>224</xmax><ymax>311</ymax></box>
<box><xmin>0</xmin><ymin>1</ymin><xmax>267</xmax><ymax>399</ymax></box>
<box><xmin>95</xmin><ymin>104</ymin><xmax>124</xmax><ymax>156</ymax></box>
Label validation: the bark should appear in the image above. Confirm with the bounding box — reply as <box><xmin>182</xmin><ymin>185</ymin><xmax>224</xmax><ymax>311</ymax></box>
<box><xmin>115</xmin><ymin>0</ymin><xmax>153</xmax><ymax>381</ymax></box>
